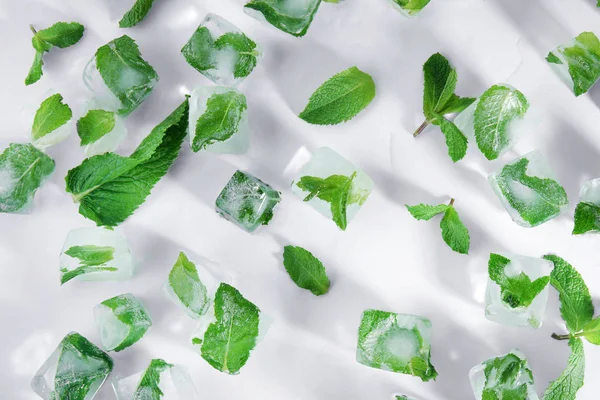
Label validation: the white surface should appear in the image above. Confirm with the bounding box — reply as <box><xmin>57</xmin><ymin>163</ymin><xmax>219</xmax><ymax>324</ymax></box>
<box><xmin>1</xmin><ymin>0</ymin><xmax>600</xmax><ymax>399</ymax></box>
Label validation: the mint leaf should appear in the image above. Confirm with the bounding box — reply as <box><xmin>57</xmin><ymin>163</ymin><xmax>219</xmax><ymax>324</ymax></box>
<box><xmin>440</xmin><ymin>206</ymin><xmax>470</xmax><ymax>254</ymax></box>
<box><xmin>192</xmin><ymin>91</ymin><xmax>247</xmax><ymax>152</ymax></box>
<box><xmin>181</xmin><ymin>27</ymin><xmax>216</xmax><ymax>73</ymax></box>
<box><xmin>582</xmin><ymin>317</ymin><xmax>600</xmax><ymax>345</ymax></box>
<box><xmin>542</xmin><ymin>338</ymin><xmax>585</xmax><ymax>400</ymax></box>
<box><xmin>244</xmin><ymin>0</ymin><xmax>321</xmax><ymax>37</ymax></box>
<box><xmin>296</xmin><ymin>172</ymin><xmax>357</xmax><ymax>230</ymax></box>
<box><xmin>25</xmin><ymin>22</ymin><xmax>84</xmax><ymax>85</ymax></box>
<box><xmin>65</xmin><ymin>245</ymin><xmax>115</xmax><ymax>267</ymax></box>
<box><xmin>65</xmin><ymin>99</ymin><xmax>189</xmax><ymax>227</ymax></box>
<box><xmin>214</xmin><ymin>33</ymin><xmax>259</xmax><ymax>79</ymax></box>
<box><xmin>0</xmin><ymin>143</ymin><xmax>55</xmax><ymax>213</ymax></box>
<box><xmin>573</xmin><ymin>202</ymin><xmax>600</xmax><ymax>235</ymax></box>
<box><xmin>481</xmin><ymin>352</ymin><xmax>534</xmax><ymax>399</ymax></box>
<box><xmin>435</xmin><ymin>115</ymin><xmax>468</xmax><ymax>162</ymax></box>
<box><xmin>488</xmin><ymin>253</ymin><xmax>550</xmax><ymax>308</ymax></box>
<box><xmin>392</xmin><ymin>0</ymin><xmax>431</xmax><ymax>15</ymax></box>
<box><xmin>473</xmin><ymin>85</ymin><xmax>529</xmax><ymax>160</ymax></box>
<box><xmin>168</xmin><ymin>252</ymin><xmax>209</xmax><ymax>318</ymax></box>
<box><xmin>77</xmin><ymin>109</ymin><xmax>116</xmax><ymax>146</ymax></box>
<box><xmin>134</xmin><ymin>359</ymin><xmax>173</xmax><ymax>397</ymax></box>
<box><xmin>95</xmin><ymin>35</ymin><xmax>158</xmax><ymax>116</ymax></box>
<box><xmin>405</xmin><ymin>203</ymin><xmax>448</xmax><ymax>220</ymax></box>
<box><xmin>119</xmin><ymin>0</ymin><xmax>155</xmax><ymax>28</ymax></box>
<box><xmin>544</xmin><ymin>255</ymin><xmax>594</xmax><ymax>334</ymax></box>
<box><xmin>282</xmin><ymin>245</ymin><xmax>330</xmax><ymax>296</ymax></box>
<box><xmin>31</xmin><ymin>93</ymin><xmax>72</xmax><ymax>140</ymax></box>
<box><xmin>98</xmin><ymin>293</ymin><xmax>152</xmax><ymax>352</ymax></box>
<box><xmin>299</xmin><ymin>66</ymin><xmax>376</xmax><ymax>125</ymax></box>
<box><xmin>494</xmin><ymin>157</ymin><xmax>568</xmax><ymax>227</ymax></box>
<box><xmin>199</xmin><ymin>283</ymin><xmax>261</xmax><ymax>374</ymax></box>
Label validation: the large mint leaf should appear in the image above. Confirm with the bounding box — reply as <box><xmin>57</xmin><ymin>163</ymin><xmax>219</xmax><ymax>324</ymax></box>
<box><xmin>393</xmin><ymin>0</ymin><xmax>431</xmax><ymax>15</ymax></box>
<box><xmin>573</xmin><ymin>202</ymin><xmax>600</xmax><ymax>235</ymax></box>
<box><xmin>473</xmin><ymin>85</ymin><xmax>529</xmax><ymax>160</ymax></box>
<box><xmin>65</xmin><ymin>99</ymin><xmax>189</xmax><ymax>227</ymax></box>
<box><xmin>199</xmin><ymin>283</ymin><xmax>260</xmax><ymax>374</ymax></box>
<box><xmin>214</xmin><ymin>33</ymin><xmax>259</xmax><ymax>79</ymax></box>
<box><xmin>192</xmin><ymin>91</ymin><xmax>247</xmax><ymax>152</ymax></box>
<box><xmin>119</xmin><ymin>0</ymin><xmax>155</xmax><ymax>28</ymax></box>
<box><xmin>31</xmin><ymin>93</ymin><xmax>72</xmax><ymax>140</ymax></box>
<box><xmin>77</xmin><ymin>109</ymin><xmax>116</xmax><ymax>146</ymax></box>
<box><xmin>134</xmin><ymin>359</ymin><xmax>173</xmax><ymax>397</ymax></box>
<box><xmin>168</xmin><ymin>252</ymin><xmax>209</xmax><ymax>318</ymax></box>
<box><xmin>542</xmin><ymin>338</ymin><xmax>585</xmax><ymax>400</ymax></box>
<box><xmin>282</xmin><ymin>245</ymin><xmax>330</xmax><ymax>296</ymax></box>
<box><xmin>299</xmin><ymin>66</ymin><xmax>376</xmax><ymax>125</ymax></box>
<box><xmin>95</xmin><ymin>35</ymin><xmax>158</xmax><ymax>116</ymax></box>
<box><xmin>244</xmin><ymin>0</ymin><xmax>322</xmax><ymax>37</ymax></box>
<box><xmin>0</xmin><ymin>144</ymin><xmax>55</xmax><ymax>213</ymax></box>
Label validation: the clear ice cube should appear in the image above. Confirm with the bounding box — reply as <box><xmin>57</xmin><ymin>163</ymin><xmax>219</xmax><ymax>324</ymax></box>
<box><xmin>188</xmin><ymin>86</ymin><xmax>249</xmax><ymax>154</ymax></box>
<box><xmin>469</xmin><ymin>349</ymin><xmax>539</xmax><ymax>400</ymax></box>
<box><xmin>485</xmin><ymin>253</ymin><xmax>553</xmax><ymax>328</ymax></box>
<box><xmin>59</xmin><ymin>227</ymin><xmax>134</xmax><ymax>284</ymax></box>
<box><xmin>78</xmin><ymin>104</ymin><xmax>127</xmax><ymax>157</ymax></box>
<box><xmin>31</xmin><ymin>121</ymin><xmax>72</xmax><ymax>151</ymax></box>
<box><xmin>579</xmin><ymin>178</ymin><xmax>600</xmax><ymax>206</ymax></box>
<box><xmin>112</xmin><ymin>359</ymin><xmax>198</xmax><ymax>400</ymax></box>
<box><xmin>94</xmin><ymin>293</ymin><xmax>152</xmax><ymax>352</ymax></box>
<box><xmin>488</xmin><ymin>151</ymin><xmax>568</xmax><ymax>227</ymax></box>
<box><xmin>291</xmin><ymin>147</ymin><xmax>373</xmax><ymax>230</ymax></box>
<box><xmin>244</xmin><ymin>0</ymin><xmax>321</xmax><ymax>37</ymax></box>
<box><xmin>31</xmin><ymin>332</ymin><xmax>113</xmax><ymax>400</ymax></box>
<box><xmin>215</xmin><ymin>170</ymin><xmax>281</xmax><ymax>233</ymax></box>
<box><xmin>387</xmin><ymin>0</ymin><xmax>431</xmax><ymax>17</ymax></box>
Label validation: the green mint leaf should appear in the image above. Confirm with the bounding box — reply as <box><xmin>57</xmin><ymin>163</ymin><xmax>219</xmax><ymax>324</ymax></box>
<box><xmin>64</xmin><ymin>245</ymin><xmax>115</xmax><ymax>267</ymax></box>
<box><xmin>495</xmin><ymin>157</ymin><xmax>568</xmax><ymax>227</ymax></box>
<box><xmin>405</xmin><ymin>203</ymin><xmax>448</xmax><ymax>220</ymax></box>
<box><xmin>77</xmin><ymin>109</ymin><xmax>116</xmax><ymax>146</ymax></box>
<box><xmin>544</xmin><ymin>255</ymin><xmax>594</xmax><ymax>334</ymax></box>
<box><xmin>168</xmin><ymin>252</ymin><xmax>209</xmax><ymax>318</ymax></box>
<box><xmin>436</xmin><ymin>116</ymin><xmax>468</xmax><ymax>162</ymax></box>
<box><xmin>25</xmin><ymin>51</ymin><xmax>44</xmax><ymax>85</ymax></box>
<box><xmin>440</xmin><ymin>205</ymin><xmax>470</xmax><ymax>254</ymax></box>
<box><xmin>488</xmin><ymin>253</ymin><xmax>550</xmax><ymax>308</ymax></box>
<box><xmin>192</xmin><ymin>91</ymin><xmax>247</xmax><ymax>152</ymax></box>
<box><xmin>214</xmin><ymin>33</ymin><xmax>259</xmax><ymax>79</ymax></box>
<box><xmin>119</xmin><ymin>0</ymin><xmax>155</xmax><ymax>28</ymax></box>
<box><xmin>299</xmin><ymin>66</ymin><xmax>376</xmax><ymax>125</ymax></box>
<box><xmin>392</xmin><ymin>0</ymin><xmax>431</xmax><ymax>15</ymax></box>
<box><xmin>296</xmin><ymin>172</ymin><xmax>357</xmax><ymax>230</ymax></box>
<box><xmin>423</xmin><ymin>53</ymin><xmax>458</xmax><ymax>120</ymax></box>
<box><xmin>199</xmin><ymin>283</ymin><xmax>261</xmax><ymax>374</ymax></box>
<box><xmin>0</xmin><ymin>143</ymin><xmax>55</xmax><ymax>213</ymax></box>
<box><xmin>481</xmin><ymin>352</ymin><xmax>534</xmax><ymax>399</ymax></box>
<box><xmin>31</xmin><ymin>93</ymin><xmax>72</xmax><ymax>140</ymax></box>
<box><xmin>542</xmin><ymin>338</ymin><xmax>585</xmax><ymax>400</ymax></box>
<box><xmin>65</xmin><ymin>99</ymin><xmax>189</xmax><ymax>227</ymax></box>
<box><xmin>95</xmin><ymin>35</ymin><xmax>158</xmax><ymax>116</ymax></box>
<box><xmin>582</xmin><ymin>317</ymin><xmax>600</xmax><ymax>345</ymax></box>
<box><xmin>546</xmin><ymin>52</ymin><xmax>562</xmax><ymax>64</ymax></box>
<box><xmin>134</xmin><ymin>359</ymin><xmax>173</xmax><ymax>398</ymax></box>
<box><xmin>473</xmin><ymin>85</ymin><xmax>529</xmax><ymax>160</ymax></box>
<box><xmin>439</xmin><ymin>95</ymin><xmax>476</xmax><ymax>115</ymax></box>
<box><xmin>282</xmin><ymin>245</ymin><xmax>331</xmax><ymax>296</ymax></box>
<box><xmin>572</xmin><ymin>202</ymin><xmax>600</xmax><ymax>235</ymax></box>
<box><xmin>244</xmin><ymin>0</ymin><xmax>321</xmax><ymax>37</ymax></box>
<box><xmin>99</xmin><ymin>293</ymin><xmax>152</xmax><ymax>352</ymax></box>
<box><xmin>181</xmin><ymin>27</ymin><xmax>216</xmax><ymax>73</ymax></box>
<box><xmin>60</xmin><ymin>265</ymin><xmax>118</xmax><ymax>285</ymax></box>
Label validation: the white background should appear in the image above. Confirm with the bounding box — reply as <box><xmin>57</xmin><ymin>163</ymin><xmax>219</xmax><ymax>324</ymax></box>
<box><xmin>1</xmin><ymin>0</ymin><xmax>600</xmax><ymax>399</ymax></box>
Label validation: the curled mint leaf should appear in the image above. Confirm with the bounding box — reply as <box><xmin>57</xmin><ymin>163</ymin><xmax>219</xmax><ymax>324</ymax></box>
<box><xmin>96</xmin><ymin>293</ymin><xmax>152</xmax><ymax>352</ymax></box>
<box><xmin>31</xmin><ymin>93</ymin><xmax>72</xmax><ymax>141</ymax></box>
<box><xmin>214</xmin><ymin>33</ymin><xmax>259</xmax><ymax>79</ymax></box>
<box><xmin>282</xmin><ymin>245</ymin><xmax>330</xmax><ymax>295</ymax></box>
<box><xmin>119</xmin><ymin>0</ymin><xmax>155</xmax><ymax>28</ymax></box>
<box><xmin>244</xmin><ymin>0</ymin><xmax>322</xmax><ymax>37</ymax></box>
<box><xmin>77</xmin><ymin>109</ymin><xmax>116</xmax><ymax>146</ymax></box>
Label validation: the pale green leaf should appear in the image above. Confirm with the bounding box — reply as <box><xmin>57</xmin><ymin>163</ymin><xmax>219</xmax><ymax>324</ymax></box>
<box><xmin>99</xmin><ymin>293</ymin><xmax>152</xmax><ymax>352</ymax></box>
<box><xmin>244</xmin><ymin>0</ymin><xmax>321</xmax><ymax>37</ymax></box>
<box><xmin>31</xmin><ymin>93</ymin><xmax>72</xmax><ymax>140</ymax></box>
<box><xmin>168</xmin><ymin>252</ymin><xmax>209</xmax><ymax>318</ymax></box>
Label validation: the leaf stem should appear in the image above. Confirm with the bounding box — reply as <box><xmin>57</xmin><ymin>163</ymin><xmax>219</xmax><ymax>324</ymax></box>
<box><xmin>29</xmin><ymin>25</ymin><xmax>37</xmax><ymax>34</ymax></box>
<box><xmin>413</xmin><ymin>120</ymin><xmax>429</xmax><ymax>137</ymax></box>
<box><xmin>449</xmin><ymin>198</ymin><xmax>455</xmax><ymax>207</ymax></box>
<box><xmin>551</xmin><ymin>333</ymin><xmax>571</xmax><ymax>341</ymax></box>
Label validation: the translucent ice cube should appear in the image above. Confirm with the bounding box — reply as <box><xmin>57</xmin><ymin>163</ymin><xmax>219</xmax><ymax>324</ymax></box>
<box><xmin>215</xmin><ymin>170</ymin><xmax>281</xmax><ymax>233</ymax></box>
<box><xmin>579</xmin><ymin>178</ymin><xmax>600</xmax><ymax>205</ymax></box>
<box><xmin>181</xmin><ymin>14</ymin><xmax>260</xmax><ymax>87</ymax></box>
<box><xmin>469</xmin><ymin>349</ymin><xmax>539</xmax><ymax>400</ymax></box>
<box><xmin>112</xmin><ymin>359</ymin><xmax>198</xmax><ymax>400</ymax></box>
<box><xmin>77</xmin><ymin>106</ymin><xmax>127</xmax><ymax>157</ymax></box>
<box><xmin>356</xmin><ymin>310</ymin><xmax>437</xmax><ymax>382</ymax></box>
<box><xmin>29</xmin><ymin>93</ymin><xmax>73</xmax><ymax>150</ymax></box>
<box><xmin>188</xmin><ymin>86</ymin><xmax>249</xmax><ymax>154</ymax></box>
<box><xmin>244</xmin><ymin>0</ymin><xmax>322</xmax><ymax>37</ymax></box>
<box><xmin>31</xmin><ymin>332</ymin><xmax>113</xmax><ymax>400</ymax></box>
<box><xmin>394</xmin><ymin>396</ymin><xmax>417</xmax><ymax>400</ymax></box>
<box><xmin>59</xmin><ymin>227</ymin><xmax>134</xmax><ymax>285</ymax></box>
<box><xmin>94</xmin><ymin>293</ymin><xmax>152</xmax><ymax>352</ymax></box>
<box><xmin>387</xmin><ymin>0</ymin><xmax>431</xmax><ymax>17</ymax></box>
<box><xmin>291</xmin><ymin>147</ymin><xmax>373</xmax><ymax>230</ymax></box>
<box><xmin>485</xmin><ymin>253</ymin><xmax>553</xmax><ymax>328</ymax></box>
<box><xmin>488</xmin><ymin>151</ymin><xmax>568</xmax><ymax>227</ymax></box>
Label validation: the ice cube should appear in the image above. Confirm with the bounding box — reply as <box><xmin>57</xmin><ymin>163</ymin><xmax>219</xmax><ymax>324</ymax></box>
<box><xmin>112</xmin><ymin>359</ymin><xmax>198</xmax><ymax>400</ymax></box>
<box><xmin>579</xmin><ymin>178</ymin><xmax>600</xmax><ymax>205</ymax></box>
<box><xmin>356</xmin><ymin>310</ymin><xmax>437</xmax><ymax>382</ymax></box>
<box><xmin>181</xmin><ymin>14</ymin><xmax>260</xmax><ymax>87</ymax></box>
<box><xmin>94</xmin><ymin>293</ymin><xmax>152</xmax><ymax>352</ymax></box>
<box><xmin>387</xmin><ymin>0</ymin><xmax>431</xmax><ymax>17</ymax></box>
<box><xmin>31</xmin><ymin>332</ymin><xmax>113</xmax><ymax>400</ymax></box>
<box><xmin>244</xmin><ymin>0</ymin><xmax>321</xmax><ymax>37</ymax></box>
<box><xmin>291</xmin><ymin>147</ymin><xmax>373</xmax><ymax>230</ymax></box>
<box><xmin>77</xmin><ymin>106</ymin><xmax>127</xmax><ymax>157</ymax></box>
<box><xmin>215</xmin><ymin>170</ymin><xmax>281</xmax><ymax>233</ymax></box>
<box><xmin>188</xmin><ymin>86</ymin><xmax>249</xmax><ymax>154</ymax></box>
<box><xmin>488</xmin><ymin>151</ymin><xmax>568</xmax><ymax>227</ymax></box>
<box><xmin>394</xmin><ymin>396</ymin><xmax>417</xmax><ymax>400</ymax></box>
<box><xmin>59</xmin><ymin>227</ymin><xmax>134</xmax><ymax>285</ymax></box>
<box><xmin>485</xmin><ymin>253</ymin><xmax>553</xmax><ymax>328</ymax></box>
<box><xmin>469</xmin><ymin>349</ymin><xmax>539</xmax><ymax>400</ymax></box>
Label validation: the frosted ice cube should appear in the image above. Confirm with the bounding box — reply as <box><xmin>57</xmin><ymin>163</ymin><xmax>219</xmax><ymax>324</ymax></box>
<box><xmin>215</xmin><ymin>170</ymin><xmax>281</xmax><ymax>232</ymax></box>
<box><xmin>59</xmin><ymin>227</ymin><xmax>134</xmax><ymax>284</ymax></box>
<box><xmin>83</xmin><ymin>59</ymin><xmax>125</xmax><ymax>113</ymax></box>
<box><xmin>291</xmin><ymin>147</ymin><xmax>373</xmax><ymax>230</ymax></box>
<box><xmin>488</xmin><ymin>151</ymin><xmax>568</xmax><ymax>227</ymax></box>
<box><xmin>244</xmin><ymin>0</ymin><xmax>321</xmax><ymax>37</ymax></box>
<box><xmin>579</xmin><ymin>178</ymin><xmax>600</xmax><ymax>206</ymax></box>
<box><xmin>31</xmin><ymin>121</ymin><xmax>72</xmax><ymax>151</ymax></box>
<box><xmin>469</xmin><ymin>349</ymin><xmax>539</xmax><ymax>400</ymax></box>
<box><xmin>112</xmin><ymin>359</ymin><xmax>198</xmax><ymax>400</ymax></box>
<box><xmin>387</xmin><ymin>0</ymin><xmax>431</xmax><ymax>17</ymax></box>
<box><xmin>188</xmin><ymin>86</ymin><xmax>249</xmax><ymax>154</ymax></box>
<box><xmin>94</xmin><ymin>293</ymin><xmax>152</xmax><ymax>352</ymax></box>
<box><xmin>78</xmin><ymin>105</ymin><xmax>127</xmax><ymax>157</ymax></box>
<box><xmin>356</xmin><ymin>310</ymin><xmax>437</xmax><ymax>381</ymax></box>
<box><xmin>31</xmin><ymin>332</ymin><xmax>113</xmax><ymax>400</ymax></box>
<box><xmin>182</xmin><ymin>14</ymin><xmax>260</xmax><ymax>87</ymax></box>
<box><xmin>485</xmin><ymin>253</ymin><xmax>553</xmax><ymax>328</ymax></box>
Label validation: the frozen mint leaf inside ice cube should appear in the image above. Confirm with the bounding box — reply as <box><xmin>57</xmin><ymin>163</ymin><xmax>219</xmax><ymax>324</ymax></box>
<box><xmin>391</xmin><ymin>0</ymin><xmax>431</xmax><ymax>16</ymax></box>
<box><xmin>61</xmin><ymin>245</ymin><xmax>117</xmax><ymax>284</ymax></box>
<box><xmin>119</xmin><ymin>0</ymin><xmax>156</xmax><ymax>28</ymax></box>
<box><xmin>77</xmin><ymin>109</ymin><xmax>116</xmax><ymax>146</ymax></box>
<box><xmin>214</xmin><ymin>33</ymin><xmax>259</xmax><ymax>79</ymax></box>
<box><xmin>471</xmin><ymin>350</ymin><xmax>535</xmax><ymax>400</ymax></box>
<box><xmin>167</xmin><ymin>252</ymin><xmax>210</xmax><ymax>318</ymax></box>
<box><xmin>244</xmin><ymin>0</ymin><xmax>322</xmax><ymax>37</ymax></box>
